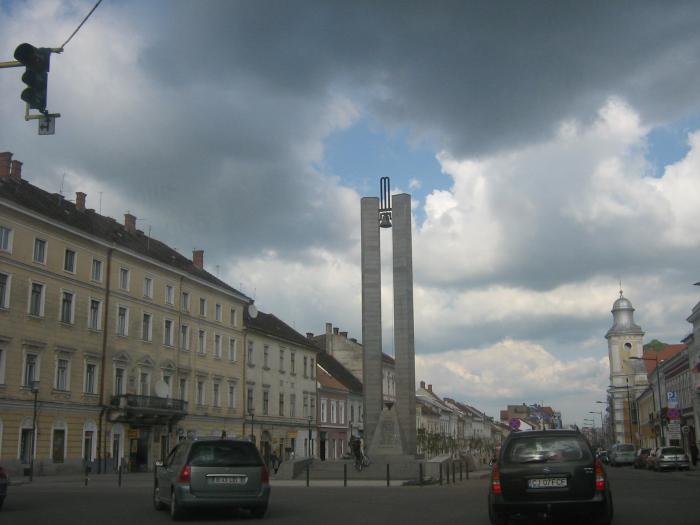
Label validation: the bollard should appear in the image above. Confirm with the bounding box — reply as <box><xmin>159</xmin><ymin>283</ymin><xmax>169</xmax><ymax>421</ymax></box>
<box><xmin>452</xmin><ymin>461</ymin><xmax>456</xmax><ymax>484</ymax></box>
<box><xmin>118</xmin><ymin>463</ymin><xmax>123</xmax><ymax>487</ymax></box>
<box><xmin>386</xmin><ymin>463</ymin><xmax>390</xmax><ymax>487</ymax></box>
<box><xmin>439</xmin><ymin>463</ymin><xmax>443</xmax><ymax>485</ymax></box>
<box><xmin>306</xmin><ymin>463</ymin><xmax>310</xmax><ymax>487</ymax></box>
<box><xmin>344</xmin><ymin>463</ymin><xmax>347</xmax><ymax>487</ymax></box>
<box><xmin>419</xmin><ymin>463</ymin><xmax>423</xmax><ymax>487</ymax></box>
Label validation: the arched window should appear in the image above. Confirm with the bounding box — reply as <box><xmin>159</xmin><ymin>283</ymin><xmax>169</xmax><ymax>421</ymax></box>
<box><xmin>51</xmin><ymin>417</ymin><xmax>67</xmax><ymax>464</ymax></box>
<box><xmin>110</xmin><ymin>423</ymin><xmax>125</xmax><ymax>468</ymax></box>
<box><xmin>18</xmin><ymin>416</ymin><xmax>36</xmax><ymax>463</ymax></box>
<box><xmin>82</xmin><ymin>420</ymin><xmax>98</xmax><ymax>462</ymax></box>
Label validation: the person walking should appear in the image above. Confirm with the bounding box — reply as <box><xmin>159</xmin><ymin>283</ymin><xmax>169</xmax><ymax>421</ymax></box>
<box><xmin>690</xmin><ymin>442</ymin><xmax>698</xmax><ymax>467</ymax></box>
<box><xmin>270</xmin><ymin>450</ymin><xmax>280</xmax><ymax>474</ymax></box>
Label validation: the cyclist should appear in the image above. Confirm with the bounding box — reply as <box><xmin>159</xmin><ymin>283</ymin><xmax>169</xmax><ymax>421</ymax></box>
<box><xmin>351</xmin><ymin>436</ymin><xmax>363</xmax><ymax>469</ymax></box>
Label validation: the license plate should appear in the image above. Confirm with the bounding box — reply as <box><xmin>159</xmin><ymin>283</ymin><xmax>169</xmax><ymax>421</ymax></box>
<box><xmin>528</xmin><ymin>477</ymin><xmax>567</xmax><ymax>489</ymax></box>
<box><xmin>210</xmin><ymin>476</ymin><xmax>246</xmax><ymax>485</ymax></box>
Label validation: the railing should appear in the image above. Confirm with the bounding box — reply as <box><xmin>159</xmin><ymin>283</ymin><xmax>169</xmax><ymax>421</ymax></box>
<box><xmin>110</xmin><ymin>394</ymin><xmax>187</xmax><ymax>412</ymax></box>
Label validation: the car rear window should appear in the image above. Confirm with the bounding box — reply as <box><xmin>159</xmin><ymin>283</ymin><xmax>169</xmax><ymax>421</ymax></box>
<box><xmin>503</xmin><ymin>435</ymin><xmax>592</xmax><ymax>464</ymax></box>
<box><xmin>661</xmin><ymin>447</ymin><xmax>685</xmax><ymax>455</ymax></box>
<box><xmin>617</xmin><ymin>444</ymin><xmax>634</xmax><ymax>452</ymax></box>
<box><xmin>188</xmin><ymin>441</ymin><xmax>262</xmax><ymax>467</ymax></box>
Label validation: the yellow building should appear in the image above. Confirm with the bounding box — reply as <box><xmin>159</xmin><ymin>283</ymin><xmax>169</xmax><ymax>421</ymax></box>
<box><xmin>0</xmin><ymin>152</ymin><xmax>251</xmax><ymax>475</ymax></box>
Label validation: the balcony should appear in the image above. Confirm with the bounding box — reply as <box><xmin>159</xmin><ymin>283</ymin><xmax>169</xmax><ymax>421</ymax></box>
<box><xmin>109</xmin><ymin>394</ymin><xmax>188</xmax><ymax>426</ymax></box>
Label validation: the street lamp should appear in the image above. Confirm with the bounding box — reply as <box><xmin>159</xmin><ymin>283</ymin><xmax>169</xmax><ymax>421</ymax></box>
<box><xmin>30</xmin><ymin>380</ymin><xmax>40</xmax><ymax>482</ymax></box>
<box><xmin>629</xmin><ymin>355</ymin><xmax>664</xmax><ymax>445</ymax></box>
<box><xmin>307</xmin><ymin>416</ymin><xmax>313</xmax><ymax>458</ymax></box>
<box><xmin>248</xmin><ymin>407</ymin><xmax>255</xmax><ymax>444</ymax></box>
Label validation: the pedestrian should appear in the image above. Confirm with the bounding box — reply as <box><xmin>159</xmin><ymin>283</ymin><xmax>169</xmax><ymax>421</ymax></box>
<box><xmin>270</xmin><ymin>450</ymin><xmax>280</xmax><ymax>474</ymax></box>
<box><xmin>691</xmin><ymin>442</ymin><xmax>698</xmax><ymax>467</ymax></box>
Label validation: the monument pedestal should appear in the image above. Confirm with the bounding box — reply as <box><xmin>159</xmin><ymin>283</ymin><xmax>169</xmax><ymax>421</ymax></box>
<box><xmin>368</xmin><ymin>404</ymin><xmax>405</xmax><ymax>456</ymax></box>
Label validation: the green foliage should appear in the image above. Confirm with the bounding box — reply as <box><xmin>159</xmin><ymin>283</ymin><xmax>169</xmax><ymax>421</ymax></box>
<box><xmin>643</xmin><ymin>339</ymin><xmax>667</xmax><ymax>353</ymax></box>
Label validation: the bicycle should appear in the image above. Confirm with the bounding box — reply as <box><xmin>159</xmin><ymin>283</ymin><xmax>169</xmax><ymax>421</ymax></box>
<box><xmin>354</xmin><ymin>452</ymin><xmax>371</xmax><ymax>471</ymax></box>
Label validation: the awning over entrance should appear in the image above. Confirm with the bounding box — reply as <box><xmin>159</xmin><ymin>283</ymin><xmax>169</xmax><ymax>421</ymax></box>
<box><xmin>109</xmin><ymin>395</ymin><xmax>187</xmax><ymax>427</ymax></box>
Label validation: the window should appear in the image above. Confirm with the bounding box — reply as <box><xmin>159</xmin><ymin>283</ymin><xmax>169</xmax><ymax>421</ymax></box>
<box><xmin>85</xmin><ymin>363</ymin><xmax>97</xmax><ymax>394</ymax></box>
<box><xmin>0</xmin><ymin>273</ymin><xmax>10</xmax><ymax>308</ymax></box>
<box><xmin>139</xmin><ymin>371</ymin><xmax>150</xmax><ymax>395</ymax></box>
<box><xmin>119</xmin><ymin>268</ymin><xmax>129</xmax><ymax>290</ymax></box>
<box><xmin>181</xmin><ymin>292</ymin><xmax>190</xmax><ymax>311</ymax></box>
<box><xmin>180</xmin><ymin>324</ymin><xmax>190</xmax><ymax>350</ymax></box>
<box><xmin>197</xmin><ymin>380</ymin><xmax>205</xmax><ymax>405</ymax></box>
<box><xmin>22</xmin><ymin>354</ymin><xmax>39</xmax><ymax>386</ymax></box>
<box><xmin>199</xmin><ymin>297</ymin><xmax>206</xmax><ymax>316</ymax></box>
<box><xmin>198</xmin><ymin>330</ymin><xmax>206</xmax><ymax>355</ymax></box>
<box><xmin>290</xmin><ymin>393</ymin><xmax>296</xmax><ymax>417</ymax></box>
<box><xmin>310</xmin><ymin>396</ymin><xmax>315</xmax><ymax>418</ymax></box>
<box><xmin>29</xmin><ymin>282</ymin><xmax>45</xmax><ymax>317</ymax></box>
<box><xmin>247</xmin><ymin>341</ymin><xmax>254</xmax><ymax>366</ymax></box>
<box><xmin>310</xmin><ymin>358</ymin><xmax>315</xmax><ymax>379</ymax></box>
<box><xmin>214</xmin><ymin>334</ymin><xmax>222</xmax><ymax>358</ymax></box>
<box><xmin>162</xmin><ymin>374</ymin><xmax>172</xmax><ymax>397</ymax></box>
<box><xmin>215</xmin><ymin>303</ymin><xmax>222</xmax><ymax>321</ymax></box>
<box><xmin>88</xmin><ymin>299</ymin><xmax>102</xmax><ymax>330</ymax></box>
<box><xmin>303</xmin><ymin>356</ymin><xmax>308</xmax><ymax>378</ymax></box>
<box><xmin>164</xmin><ymin>319</ymin><xmax>174</xmax><ymax>346</ymax></box>
<box><xmin>60</xmin><ymin>291</ymin><xmax>74</xmax><ymax>324</ymax></box>
<box><xmin>279</xmin><ymin>392</ymin><xmax>284</xmax><ymax>416</ymax></box>
<box><xmin>33</xmin><ymin>238</ymin><xmax>46</xmax><ymax>263</ymax></box>
<box><xmin>165</xmin><ymin>284</ymin><xmax>174</xmax><ymax>305</ymax></box>
<box><xmin>247</xmin><ymin>387</ymin><xmax>254</xmax><ymax>412</ymax></box>
<box><xmin>91</xmin><ymin>259</ymin><xmax>102</xmax><ymax>282</ymax></box>
<box><xmin>117</xmin><ymin>306</ymin><xmax>128</xmax><ymax>336</ymax></box>
<box><xmin>228</xmin><ymin>337</ymin><xmax>237</xmax><ymax>362</ymax></box>
<box><xmin>114</xmin><ymin>367</ymin><xmax>125</xmax><ymax>395</ymax></box>
<box><xmin>142</xmin><ymin>313</ymin><xmax>152</xmax><ymax>341</ymax></box>
<box><xmin>339</xmin><ymin>401</ymin><xmax>345</xmax><ymax>424</ymax></box>
<box><xmin>263</xmin><ymin>390</ymin><xmax>269</xmax><ymax>415</ymax></box>
<box><xmin>303</xmin><ymin>394</ymin><xmax>309</xmax><ymax>417</ymax></box>
<box><xmin>263</xmin><ymin>345</ymin><xmax>269</xmax><ymax>368</ymax></box>
<box><xmin>228</xmin><ymin>382</ymin><xmax>236</xmax><ymax>408</ymax></box>
<box><xmin>143</xmin><ymin>277</ymin><xmax>153</xmax><ymax>299</ymax></box>
<box><xmin>64</xmin><ymin>249</ymin><xmax>76</xmax><ymax>272</ymax></box>
<box><xmin>279</xmin><ymin>348</ymin><xmax>285</xmax><ymax>372</ymax></box>
<box><xmin>320</xmin><ymin>399</ymin><xmax>327</xmax><ymax>423</ymax></box>
<box><xmin>230</xmin><ymin>308</ymin><xmax>237</xmax><ymax>327</ymax></box>
<box><xmin>0</xmin><ymin>225</ymin><xmax>12</xmax><ymax>252</ymax></box>
<box><xmin>179</xmin><ymin>378</ymin><xmax>187</xmax><ymax>400</ymax></box>
<box><xmin>291</xmin><ymin>352</ymin><xmax>296</xmax><ymax>374</ymax></box>
<box><xmin>55</xmin><ymin>358</ymin><xmax>69</xmax><ymax>391</ymax></box>
<box><xmin>213</xmin><ymin>383</ymin><xmax>220</xmax><ymax>407</ymax></box>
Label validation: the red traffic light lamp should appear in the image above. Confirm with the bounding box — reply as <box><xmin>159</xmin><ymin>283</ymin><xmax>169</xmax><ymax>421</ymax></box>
<box><xmin>14</xmin><ymin>43</ymin><xmax>51</xmax><ymax>113</ymax></box>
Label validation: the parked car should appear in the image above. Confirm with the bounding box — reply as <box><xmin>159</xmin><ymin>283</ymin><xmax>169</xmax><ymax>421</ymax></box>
<box><xmin>609</xmin><ymin>443</ymin><xmax>635</xmax><ymax>466</ymax></box>
<box><xmin>596</xmin><ymin>450</ymin><xmax>609</xmax><ymax>464</ymax></box>
<box><xmin>153</xmin><ymin>439</ymin><xmax>271</xmax><ymax>520</ymax></box>
<box><xmin>650</xmin><ymin>446</ymin><xmax>691</xmax><ymax>472</ymax></box>
<box><xmin>633</xmin><ymin>448</ymin><xmax>652</xmax><ymax>469</ymax></box>
<box><xmin>0</xmin><ymin>465</ymin><xmax>7</xmax><ymax>510</ymax></box>
<box><xmin>488</xmin><ymin>429</ymin><xmax>613</xmax><ymax>525</ymax></box>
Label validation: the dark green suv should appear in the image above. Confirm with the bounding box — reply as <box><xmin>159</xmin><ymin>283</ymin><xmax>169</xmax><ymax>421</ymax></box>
<box><xmin>488</xmin><ymin>430</ymin><xmax>613</xmax><ymax>525</ymax></box>
<box><xmin>154</xmin><ymin>439</ymin><xmax>271</xmax><ymax>520</ymax></box>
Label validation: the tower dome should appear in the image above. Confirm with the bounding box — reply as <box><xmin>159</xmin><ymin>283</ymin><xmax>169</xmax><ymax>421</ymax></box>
<box><xmin>605</xmin><ymin>290</ymin><xmax>643</xmax><ymax>338</ymax></box>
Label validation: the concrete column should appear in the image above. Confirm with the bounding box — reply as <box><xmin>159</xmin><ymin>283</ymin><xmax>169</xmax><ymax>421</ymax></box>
<box><xmin>392</xmin><ymin>194</ymin><xmax>416</xmax><ymax>455</ymax></box>
<box><xmin>361</xmin><ymin>197</ymin><xmax>383</xmax><ymax>446</ymax></box>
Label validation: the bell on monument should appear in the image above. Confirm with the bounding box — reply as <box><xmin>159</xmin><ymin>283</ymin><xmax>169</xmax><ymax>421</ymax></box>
<box><xmin>379</xmin><ymin>211</ymin><xmax>392</xmax><ymax>228</ymax></box>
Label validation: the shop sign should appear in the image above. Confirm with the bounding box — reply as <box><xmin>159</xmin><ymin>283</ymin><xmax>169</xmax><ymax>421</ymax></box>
<box><xmin>127</xmin><ymin>429</ymin><xmax>139</xmax><ymax>439</ymax></box>
<box><xmin>286</xmin><ymin>431</ymin><xmax>298</xmax><ymax>438</ymax></box>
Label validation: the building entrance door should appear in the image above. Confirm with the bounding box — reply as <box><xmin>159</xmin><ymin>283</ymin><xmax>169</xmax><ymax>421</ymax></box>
<box><xmin>20</xmin><ymin>428</ymin><xmax>33</xmax><ymax>464</ymax></box>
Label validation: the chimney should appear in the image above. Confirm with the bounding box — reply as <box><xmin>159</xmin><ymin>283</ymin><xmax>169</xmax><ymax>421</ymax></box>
<box><xmin>10</xmin><ymin>160</ymin><xmax>22</xmax><ymax>180</ymax></box>
<box><xmin>325</xmin><ymin>323</ymin><xmax>332</xmax><ymax>334</ymax></box>
<box><xmin>340</xmin><ymin>331</ymin><xmax>348</xmax><ymax>338</ymax></box>
<box><xmin>420</xmin><ymin>380</ymin><xmax>426</xmax><ymax>389</ymax></box>
<box><xmin>192</xmin><ymin>249</ymin><xmax>204</xmax><ymax>270</ymax></box>
<box><xmin>75</xmin><ymin>192</ymin><xmax>86</xmax><ymax>212</ymax></box>
<box><xmin>306</xmin><ymin>332</ymin><xmax>314</xmax><ymax>339</ymax></box>
<box><xmin>427</xmin><ymin>384</ymin><xmax>433</xmax><ymax>393</ymax></box>
<box><xmin>0</xmin><ymin>152</ymin><xmax>12</xmax><ymax>179</ymax></box>
<box><xmin>333</xmin><ymin>327</ymin><xmax>339</xmax><ymax>335</ymax></box>
<box><xmin>124</xmin><ymin>213</ymin><xmax>137</xmax><ymax>234</ymax></box>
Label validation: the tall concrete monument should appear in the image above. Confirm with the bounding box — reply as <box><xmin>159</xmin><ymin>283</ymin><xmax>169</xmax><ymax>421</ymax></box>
<box><xmin>361</xmin><ymin>177</ymin><xmax>416</xmax><ymax>456</ymax></box>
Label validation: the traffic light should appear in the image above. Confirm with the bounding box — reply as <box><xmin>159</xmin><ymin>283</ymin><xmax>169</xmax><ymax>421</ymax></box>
<box><xmin>13</xmin><ymin>43</ymin><xmax>51</xmax><ymax>113</ymax></box>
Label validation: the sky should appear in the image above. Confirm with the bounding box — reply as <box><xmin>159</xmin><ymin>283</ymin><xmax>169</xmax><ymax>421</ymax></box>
<box><xmin>2</xmin><ymin>0</ymin><xmax>700</xmax><ymax>427</ymax></box>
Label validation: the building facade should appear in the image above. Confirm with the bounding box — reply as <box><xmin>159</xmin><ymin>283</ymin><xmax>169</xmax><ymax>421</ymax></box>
<box><xmin>0</xmin><ymin>153</ymin><xmax>250</xmax><ymax>475</ymax></box>
<box><xmin>243</xmin><ymin>310</ymin><xmax>318</xmax><ymax>464</ymax></box>
<box><xmin>316</xmin><ymin>363</ymin><xmax>349</xmax><ymax>461</ymax></box>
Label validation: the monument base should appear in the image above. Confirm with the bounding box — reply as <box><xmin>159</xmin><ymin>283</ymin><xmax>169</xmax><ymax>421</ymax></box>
<box><xmin>368</xmin><ymin>404</ymin><xmax>404</xmax><ymax>456</ymax></box>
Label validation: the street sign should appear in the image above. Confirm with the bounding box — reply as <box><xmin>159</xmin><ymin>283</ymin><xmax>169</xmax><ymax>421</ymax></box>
<box><xmin>510</xmin><ymin>418</ymin><xmax>520</xmax><ymax>430</ymax></box>
<box><xmin>38</xmin><ymin>114</ymin><xmax>55</xmax><ymax>135</ymax></box>
<box><xmin>668</xmin><ymin>422</ymin><xmax>681</xmax><ymax>440</ymax></box>
<box><xmin>667</xmin><ymin>408</ymin><xmax>681</xmax><ymax>420</ymax></box>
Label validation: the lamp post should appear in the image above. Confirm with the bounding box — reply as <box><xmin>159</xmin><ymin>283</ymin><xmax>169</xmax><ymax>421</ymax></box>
<box><xmin>248</xmin><ymin>407</ymin><xmax>255</xmax><ymax>445</ymax></box>
<box><xmin>625</xmin><ymin>378</ymin><xmax>634</xmax><ymax>446</ymax></box>
<box><xmin>629</xmin><ymin>355</ymin><xmax>664</xmax><ymax>446</ymax></box>
<box><xmin>307</xmin><ymin>416</ymin><xmax>313</xmax><ymax>458</ymax></box>
<box><xmin>30</xmin><ymin>380</ymin><xmax>40</xmax><ymax>482</ymax></box>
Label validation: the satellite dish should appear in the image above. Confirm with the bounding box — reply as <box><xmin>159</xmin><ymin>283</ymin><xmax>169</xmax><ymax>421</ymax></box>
<box><xmin>248</xmin><ymin>304</ymin><xmax>258</xmax><ymax>319</ymax></box>
<box><xmin>154</xmin><ymin>380</ymin><xmax>169</xmax><ymax>398</ymax></box>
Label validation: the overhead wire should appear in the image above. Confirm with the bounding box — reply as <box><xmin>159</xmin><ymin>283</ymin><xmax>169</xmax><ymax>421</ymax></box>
<box><xmin>59</xmin><ymin>0</ymin><xmax>104</xmax><ymax>51</ymax></box>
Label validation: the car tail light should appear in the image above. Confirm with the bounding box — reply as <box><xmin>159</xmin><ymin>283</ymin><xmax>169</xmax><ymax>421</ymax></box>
<box><xmin>178</xmin><ymin>464</ymin><xmax>191</xmax><ymax>483</ymax></box>
<box><xmin>595</xmin><ymin>460</ymin><xmax>605</xmax><ymax>492</ymax></box>
<box><xmin>491</xmin><ymin>463</ymin><xmax>502</xmax><ymax>494</ymax></box>
<box><xmin>261</xmin><ymin>465</ymin><xmax>270</xmax><ymax>485</ymax></box>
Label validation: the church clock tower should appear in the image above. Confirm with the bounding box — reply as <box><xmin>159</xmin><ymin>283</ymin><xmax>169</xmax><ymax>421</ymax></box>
<box><xmin>605</xmin><ymin>290</ymin><xmax>648</xmax><ymax>445</ymax></box>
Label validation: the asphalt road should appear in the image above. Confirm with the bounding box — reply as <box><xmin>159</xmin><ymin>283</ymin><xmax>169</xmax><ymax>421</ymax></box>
<box><xmin>2</xmin><ymin>466</ymin><xmax>699</xmax><ymax>524</ymax></box>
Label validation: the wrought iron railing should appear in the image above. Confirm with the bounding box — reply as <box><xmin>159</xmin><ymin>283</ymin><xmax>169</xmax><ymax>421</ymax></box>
<box><xmin>110</xmin><ymin>394</ymin><xmax>187</xmax><ymax>412</ymax></box>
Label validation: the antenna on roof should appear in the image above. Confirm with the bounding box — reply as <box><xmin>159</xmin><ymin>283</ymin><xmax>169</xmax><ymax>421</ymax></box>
<box><xmin>59</xmin><ymin>173</ymin><xmax>66</xmax><ymax>196</ymax></box>
<box><xmin>99</xmin><ymin>192</ymin><xmax>103</xmax><ymax>214</ymax></box>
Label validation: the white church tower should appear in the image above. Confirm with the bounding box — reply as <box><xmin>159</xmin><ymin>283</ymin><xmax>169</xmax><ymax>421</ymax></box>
<box><xmin>605</xmin><ymin>290</ymin><xmax>648</xmax><ymax>445</ymax></box>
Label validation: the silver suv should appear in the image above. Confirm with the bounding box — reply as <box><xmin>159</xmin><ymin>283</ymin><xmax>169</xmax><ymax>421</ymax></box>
<box><xmin>154</xmin><ymin>439</ymin><xmax>271</xmax><ymax>520</ymax></box>
<box><xmin>609</xmin><ymin>443</ymin><xmax>635</xmax><ymax>466</ymax></box>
